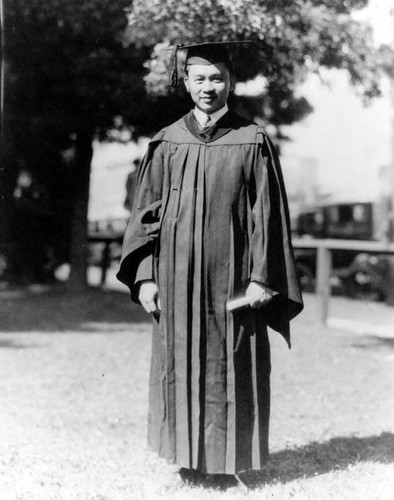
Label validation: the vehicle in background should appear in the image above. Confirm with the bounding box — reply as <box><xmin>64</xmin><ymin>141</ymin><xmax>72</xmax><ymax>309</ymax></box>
<box><xmin>293</xmin><ymin>199</ymin><xmax>388</xmax><ymax>300</ymax></box>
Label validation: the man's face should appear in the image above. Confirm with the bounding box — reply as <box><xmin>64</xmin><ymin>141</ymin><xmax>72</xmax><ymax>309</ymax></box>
<box><xmin>184</xmin><ymin>62</ymin><xmax>233</xmax><ymax>115</ymax></box>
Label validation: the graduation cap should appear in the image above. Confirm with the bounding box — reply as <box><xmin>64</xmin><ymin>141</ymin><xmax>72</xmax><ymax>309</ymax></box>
<box><xmin>169</xmin><ymin>41</ymin><xmax>251</xmax><ymax>87</ymax></box>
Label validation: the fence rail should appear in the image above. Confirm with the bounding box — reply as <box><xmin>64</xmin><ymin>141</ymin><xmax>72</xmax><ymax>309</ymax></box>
<box><xmin>292</xmin><ymin>238</ymin><xmax>394</xmax><ymax>254</ymax></box>
<box><xmin>292</xmin><ymin>238</ymin><xmax>394</xmax><ymax>324</ymax></box>
<box><xmin>88</xmin><ymin>234</ymin><xmax>394</xmax><ymax>320</ymax></box>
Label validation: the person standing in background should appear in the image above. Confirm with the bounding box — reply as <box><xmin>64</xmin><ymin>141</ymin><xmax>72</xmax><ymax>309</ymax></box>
<box><xmin>123</xmin><ymin>158</ymin><xmax>141</xmax><ymax>213</ymax></box>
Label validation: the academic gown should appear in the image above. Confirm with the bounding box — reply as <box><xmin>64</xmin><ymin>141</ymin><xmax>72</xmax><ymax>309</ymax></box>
<box><xmin>117</xmin><ymin>110</ymin><xmax>303</xmax><ymax>475</ymax></box>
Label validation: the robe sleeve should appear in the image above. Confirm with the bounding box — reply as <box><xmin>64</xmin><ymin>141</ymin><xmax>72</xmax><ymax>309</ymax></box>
<box><xmin>116</xmin><ymin>130</ymin><xmax>166</xmax><ymax>302</ymax></box>
<box><xmin>248</xmin><ymin>129</ymin><xmax>303</xmax><ymax>344</ymax></box>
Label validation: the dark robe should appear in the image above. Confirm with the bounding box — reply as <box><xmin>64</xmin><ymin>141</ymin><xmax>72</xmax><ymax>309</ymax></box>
<box><xmin>117</xmin><ymin>110</ymin><xmax>303</xmax><ymax>474</ymax></box>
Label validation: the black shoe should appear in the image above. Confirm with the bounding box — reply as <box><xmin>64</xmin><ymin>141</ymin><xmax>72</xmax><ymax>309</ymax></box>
<box><xmin>203</xmin><ymin>473</ymin><xmax>239</xmax><ymax>490</ymax></box>
<box><xmin>178</xmin><ymin>467</ymin><xmax>204</xmax><ymax>485</ymax></box>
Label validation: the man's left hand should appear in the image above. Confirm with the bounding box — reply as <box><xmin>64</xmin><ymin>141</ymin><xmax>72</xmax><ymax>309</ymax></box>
<box><xmin>246</xmin><ymin>282</ymin><xmax>274</xmax><ymax>309</ymax></box>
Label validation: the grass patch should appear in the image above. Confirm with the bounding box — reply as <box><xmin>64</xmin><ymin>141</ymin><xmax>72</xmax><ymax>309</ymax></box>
<box><xmin>0</xmin><ymin>289</ymin><xmax>393</xmax><ymax>499</ymax></box>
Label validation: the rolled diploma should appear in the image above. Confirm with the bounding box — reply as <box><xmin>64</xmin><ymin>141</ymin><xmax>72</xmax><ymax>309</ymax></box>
<box><xmin>226</xmin><ymin>292</ymin><xmax>279</xmax><ymax>311</ymax></box>
<box><xmin>226</xmin><ymin>296</ymin><xmax>251</xmax><ymax>311</ymax></box>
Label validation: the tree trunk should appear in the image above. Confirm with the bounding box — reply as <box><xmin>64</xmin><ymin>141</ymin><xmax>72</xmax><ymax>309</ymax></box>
<box><xmin>1</xmin><ymin>125</ymin><xmax>21</xmax><ymax>282</ymax></box>
<box><xmin>68</xmin><ymin>127</ymin><xmax>94</xmax><ymax>289</ymax></box>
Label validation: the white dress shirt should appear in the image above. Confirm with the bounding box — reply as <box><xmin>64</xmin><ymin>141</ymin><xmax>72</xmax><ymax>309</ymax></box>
<box><xmin>193</xmin><ymin>104</ymin><xmax>229</xmax><ymax>128</ymax></box>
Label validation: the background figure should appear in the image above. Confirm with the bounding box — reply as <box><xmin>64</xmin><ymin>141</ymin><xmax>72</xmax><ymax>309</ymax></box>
<box><xmin>117</xmin><ymin>42</ymin><xmax>303</xmax><ymax>487</ymax></box>
<box><xmin>124</xmin><ymin>158</ymin><xmax>141</xmax><ymax>212</ymax></box>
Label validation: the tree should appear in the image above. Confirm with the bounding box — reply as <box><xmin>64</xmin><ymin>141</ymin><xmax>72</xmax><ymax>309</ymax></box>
<box><xmin>126</xmin><ymin>0</ymin><xmax>384</xmax><ymax>134</ymax></box>
<box><xmin>3</xmin><ymin>0</ymin><xmax>149</xmax><ymax>286</ymax></box>
<box><xmin>2</xmin><ymin>0</ymin><xmax>389</xmax><ymax>287</ymax></box>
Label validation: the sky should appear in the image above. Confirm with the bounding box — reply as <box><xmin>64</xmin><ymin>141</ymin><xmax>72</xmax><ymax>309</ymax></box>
<box><xmin>281</xmin><ymin>0</ymin><xmax>394</xmax><ymax>201</ymax></box>
<box><xmin>353</xmin><ymin>0</ymin><xmax>393</xmax><ymax>45</ymax></box>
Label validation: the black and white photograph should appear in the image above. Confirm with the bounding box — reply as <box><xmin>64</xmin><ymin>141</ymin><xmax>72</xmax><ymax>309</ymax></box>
<box><xmin>1</xmin><ymin>1</ymin><xmax>394</xmax><ymax>498</ymax></box>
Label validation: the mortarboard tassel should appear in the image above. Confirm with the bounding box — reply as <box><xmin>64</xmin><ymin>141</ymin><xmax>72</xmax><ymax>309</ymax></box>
<box><xmin>169</xmin><ymin>44</ymin><xmax>182</xmax><ymax>88</ymax></box>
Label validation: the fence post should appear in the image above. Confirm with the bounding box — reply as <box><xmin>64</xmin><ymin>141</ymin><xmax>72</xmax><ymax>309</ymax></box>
<box><xmin>316</xmin><ymin>245</ymin><xmax>332</xmax><ymax>325</ymax></box>
<box><xmin>100</xmin><ymin>241</ymin><xmax>111</xmax><ymax>286</ymax></box>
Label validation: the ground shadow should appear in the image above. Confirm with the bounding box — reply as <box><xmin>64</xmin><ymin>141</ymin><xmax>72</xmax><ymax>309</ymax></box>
<box><xmin>177</xmin><ymin>433</ymin><xmax>394</xmax><ymax>491</ymax></box>
<box><xmin>0</xmin><ymin>284</ymin><xmax>150</xmax><ymax>333</ymax></box>
<box><xmin>239</xmin><ymin>433</ymin><xmax>394</xmax><ymax>488</ymax></box>
<box><xmin>0</xmin><ymin>338</ymin><xmax>42</xmax><ymax>349</ymax></box>
<box><xmin>352</xmin><ymin>335</ymin><xmax>394</xmax><ymax>351</ymax></box>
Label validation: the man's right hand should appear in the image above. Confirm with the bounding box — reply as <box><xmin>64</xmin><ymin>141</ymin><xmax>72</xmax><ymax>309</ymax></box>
<box><xmin>138</xmin><ymin>281</ymin><xmax>161</xmax><ymax>314</ymax></box>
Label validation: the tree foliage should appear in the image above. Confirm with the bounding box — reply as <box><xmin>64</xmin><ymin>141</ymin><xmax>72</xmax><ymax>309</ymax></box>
<box><xmin>1</xmin><ymin>0</ymin><xmax>390</xmax><ymax>285</ymax></box>
<box><xmin>2</xmin><ymin>0</ymin><xmax>148</xmax><ymax>284</ymax></box>
<box><xmin>5</xmin><ymin>0</ymin><xmax>150</xmax><ymax>139</ymax></box>
<box><xmin>126</xmin><ymin>0</ymin><xmax>384</xmax><ymax>131</ymax></box>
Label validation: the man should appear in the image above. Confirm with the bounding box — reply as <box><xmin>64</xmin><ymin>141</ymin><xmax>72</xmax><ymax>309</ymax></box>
<box><xmin>117</xmin><ymin>42</ymin><xmax>303</xmax><ymax>482</ymax></box>
<box><xmin>124</xmin><ymin>158</ymin><xmax>141</xmax><ymax>213</ymax></box>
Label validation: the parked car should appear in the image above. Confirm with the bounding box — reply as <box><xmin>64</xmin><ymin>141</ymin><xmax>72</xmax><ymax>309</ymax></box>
<box><xmin>293</xmin><ymin>199</ymin><xmax>387</xmax><ymax>300</ymax></box>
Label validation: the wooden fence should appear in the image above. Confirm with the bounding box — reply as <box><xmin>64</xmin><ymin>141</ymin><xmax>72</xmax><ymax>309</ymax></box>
<box><xmin>88</xmin><ymin>231</ymin><xmax>394</xmax><ymax>323</ymax></box>
<box><xmin>292</xmin><ymin>238</ymin><xmax>394</xmax><ymax>324</ymax></box>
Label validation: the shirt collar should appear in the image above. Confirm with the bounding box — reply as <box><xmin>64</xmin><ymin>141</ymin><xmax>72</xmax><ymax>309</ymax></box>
<box><xmin>193</xmin><ymin>104</ymin><xmax>229</xmax><ymax>127</ymax></box>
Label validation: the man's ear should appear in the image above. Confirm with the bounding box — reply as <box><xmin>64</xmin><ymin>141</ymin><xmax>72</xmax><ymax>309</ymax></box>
<box><xmin>184</xmin><ymin>75</ymin><xmax>190</xmax><ymax>93</ymax></box>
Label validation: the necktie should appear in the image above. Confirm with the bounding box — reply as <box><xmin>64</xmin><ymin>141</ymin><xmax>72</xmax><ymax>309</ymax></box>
<box><xmin>202</xmin><ymin>115</ymin><xmax>212</xmax><ymax>132</ymax></box>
